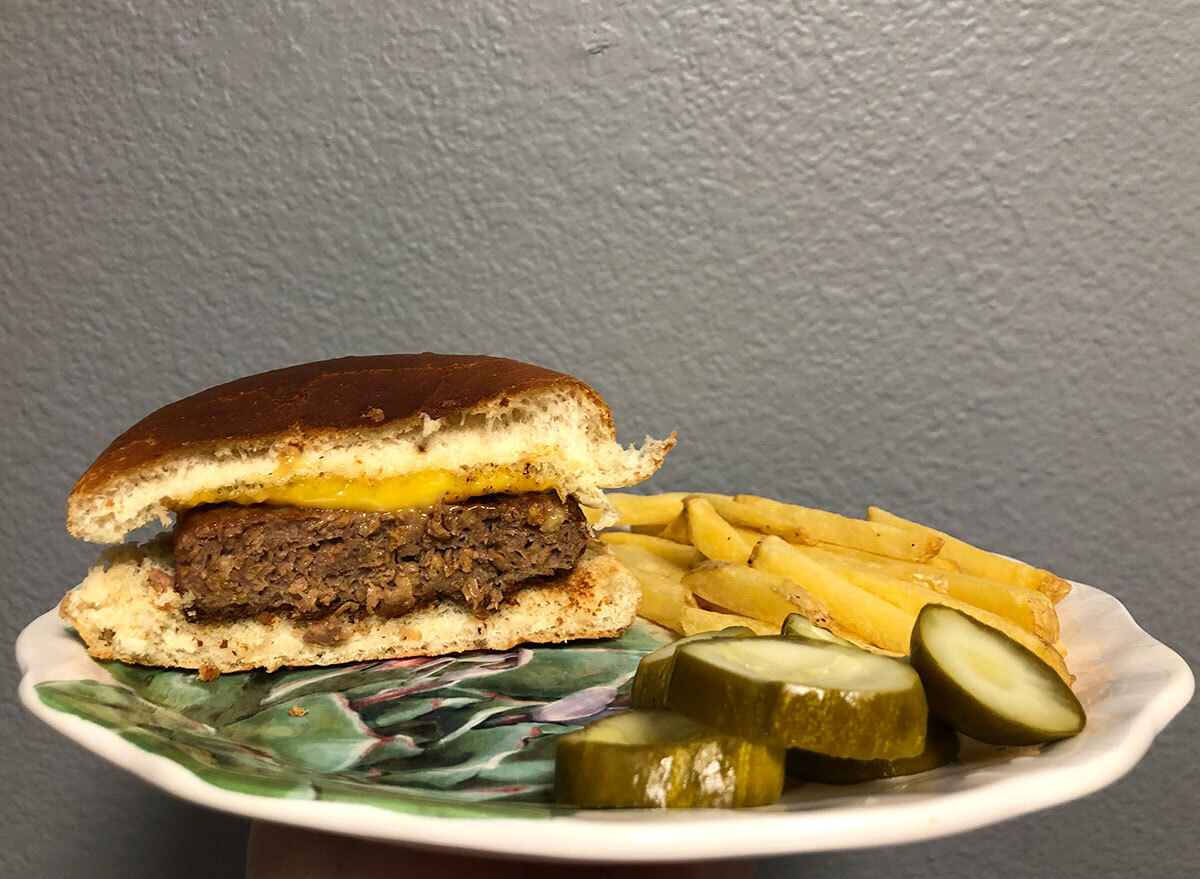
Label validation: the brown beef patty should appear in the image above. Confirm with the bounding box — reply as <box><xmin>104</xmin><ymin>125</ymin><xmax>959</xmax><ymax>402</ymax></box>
<box><xmin>173</xmin><ymin>492</ymin><xmax>590</xmax><ymax>624</ymax></box>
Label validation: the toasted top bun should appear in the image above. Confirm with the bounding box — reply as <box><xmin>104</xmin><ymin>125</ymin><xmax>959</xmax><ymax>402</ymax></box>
<box><xmin>68</xmin><ymin>354</ymin><xmax>675</xmax><ymax>543</ymax></box>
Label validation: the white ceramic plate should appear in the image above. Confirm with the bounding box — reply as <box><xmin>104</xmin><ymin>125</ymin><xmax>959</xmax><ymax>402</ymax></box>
<box><xmin>17</xmin><ymin>580</ymin><xmax>1192</xmax><ymax>863</ymax></box>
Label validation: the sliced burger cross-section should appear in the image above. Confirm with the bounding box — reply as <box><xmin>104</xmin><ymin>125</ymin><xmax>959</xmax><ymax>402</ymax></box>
<box><xmin>173</xmin><ymin>491</ymin><xmax>591</xmax><ymax>623</ymax></box>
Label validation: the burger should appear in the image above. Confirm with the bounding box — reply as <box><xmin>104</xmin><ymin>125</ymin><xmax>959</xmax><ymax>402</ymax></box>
<box><xmin>60</xmin><ymin>354</ymin><xmax>674</xmax><ymax>676</ymax></box>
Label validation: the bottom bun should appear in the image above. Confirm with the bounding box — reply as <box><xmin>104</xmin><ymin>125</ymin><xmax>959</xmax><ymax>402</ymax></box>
<box><xmin>60</xmin><ymin>539</ymin><xmax>641</xmax><ymax>674</ymax></box>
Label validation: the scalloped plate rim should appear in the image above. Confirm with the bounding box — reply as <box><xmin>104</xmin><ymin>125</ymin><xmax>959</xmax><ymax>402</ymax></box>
<box><xmin>16</xmin><ymin>580</ymin><xmax>1194</xmax><ymax>863</ymax></box>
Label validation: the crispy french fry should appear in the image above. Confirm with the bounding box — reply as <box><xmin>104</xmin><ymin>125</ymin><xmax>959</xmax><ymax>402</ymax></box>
<box><xmin>735</xmin><ymin>495</ymin><xmax>943</xmax><ymax>562</ymax></box>
<box><xmin>599</xmin><ymin>532</ymin><xmax>705</xmax><ymax>568</ymax></box>
<box><xmin>689</xmin><ymin>494</ymin><xmax>814</xmax><ymax>544</ymax></box>
<box><xmin>816</xmin><ymin>561</ymin><xmax>1067</xmax><ymax>680</ymax></box>
<box><xmin>606</xmin><ymin>543</ymin><xmax>689</xmax><ymax>632</ymax></box>
<box><xmin>926</xmin><ymin>555</ymin><xmax>960</xmax><ymax>572</ymax></box>
<box><xmin>879</xmin><ymin>582</ymin><xmax>1068</xmax><ymax>682</ymax></box>
<box><xmin>825</xmin><ymin>630</ymin><xmax>905</xmax><ymax>657</ymax></box>
<box><xmin>811</xmin><ymin>542</ymin><xmax>937</xmax><ymax>571</ymax></box>
<box><xmin>810</xmin><ymin>556</ymin><xmax>953</xmax><ymax>613</ymax></box>
<box><xmin>798</xmin><ymin>549</ymin><xmax>1069</xmax><ymax>680</ymax></box>
<box><xmin>639</xmin><ymin>580</ymin><xmax>686</xmax><ymax>620</ymax></box>
<box><xmin>867</xmin><ymin>507</ymin><xmax>1071</xmax><ymax>603</ymax></box>
<box><xmin>684</xmin><ymin>497</ymin><xmax>754</xmax><ymax>564</ymax></box>
<box><xmin>809</xmin><ymin>544</ymin><xmax>1060</xmax><ymax>642</ymax></box>
<box><xmin>749</xmin><ymin>536</ymin><xmax>916</xmax><ymax>653</ymax></box>
<box><xmin>733</xmin><ymin>525</ymin><xmax>768</xmax><ymax>546</ymax></box>
<box><xmin>605</xmin><ymin>544</ymin><xmax>688</xmax><ymax>580</ymax></box>
<box><xmin>678</xmin><ymin>605</ymin><xmax>779</xmax><ymax>637</ymax></box>
<box><xmin>927</xmin><ymin>570</ymin><xmax>1059</xmax><ymax>643</ymax></box>
<box><xmin>658</xmin><ymin>511</ymin><xmax>689</xmax><ymax>543</ymax></box>
<box><xmin>712</xmin><ymin>564</ymin><xmax>878</xmax><ymax>649</ymax></box>
<box><xmin>781</xmin><ymin>545</ymin><xmax>1071</xmax><ymax>681</ymax></box>
<box><xmin>684</xmin><ymin>560</ymin><xmax>879</xmax><ymax>649</ymax></box>
<box><xmin>682</xmin><ymin>562</ymin><xmax>823</xmax><ymax>629</ymax></box>
<box><xmin>601</xmin><ymin>492</ymin><xmax>689</xmax><ymax>527</ymax></box>
<box><xmin>632</xmin><ymin>570</ymin><xmax>689</xmax><ymax>631</ymax></box>
<box><xmin>629</xmin><ymin>524</ymin><xmax>666</xmax><ymax>536</ymax></box>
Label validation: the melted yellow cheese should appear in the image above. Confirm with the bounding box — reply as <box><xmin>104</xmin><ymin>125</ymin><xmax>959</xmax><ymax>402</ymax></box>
<box><xmin>181</xmin><ymin>468</ymin><xmax>553</xmax><ymax>513</ymax></box>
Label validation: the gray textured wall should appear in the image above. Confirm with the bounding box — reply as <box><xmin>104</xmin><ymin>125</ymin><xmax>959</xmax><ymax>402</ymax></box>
<box><xmin>3</xmin><ymin>1</ymin><xmax>1197</xmax><ymax>876</ymax></box>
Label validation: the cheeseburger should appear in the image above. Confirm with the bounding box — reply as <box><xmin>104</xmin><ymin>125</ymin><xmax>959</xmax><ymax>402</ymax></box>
<box><xmin>61</xmin><ymin>354</ymin><xmax>674</xmax><ymax>675</ymax></box>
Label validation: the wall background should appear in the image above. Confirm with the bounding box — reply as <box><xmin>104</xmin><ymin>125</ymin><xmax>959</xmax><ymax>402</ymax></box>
<box><xmin>2</xmin><ymin>2</ymin><xmax>1197</xmax><ymax>876</ymax></box>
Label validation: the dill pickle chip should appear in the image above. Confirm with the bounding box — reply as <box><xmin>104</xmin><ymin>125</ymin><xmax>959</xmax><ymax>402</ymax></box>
<box><xmin>780</xmin><ymin>613</ymin><xmax>858</xmax><ymax>648</ymax></box>
<box><xmin>630</xmin><ymin>627</ymin><xmax>755</xmax><ymax>709</ymax></box>
<box><xmin>786</xmin><ymin>714</ymin><xmax>959</xmax><ymax>784</ymax></box>
<box><xmin>666</xmin><ymin>636</ymin><xmax>928</xmax><ymax>759</ymax></box>
<box><xmin>553</xmin><ymin>709</ymin><xmax>785</xmax><ymax>808</ymax></box>
<box><xmin>910</xmin><ymin>604</ymin><xmax>1085</xmax><ymax>745</ymax></box>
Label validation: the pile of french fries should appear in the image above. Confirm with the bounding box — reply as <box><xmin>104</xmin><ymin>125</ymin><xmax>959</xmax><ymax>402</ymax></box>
<box><xmin>592</xmin><ymin>494</ymin><xmax>1074</xmax><ymax>682</ymax></box>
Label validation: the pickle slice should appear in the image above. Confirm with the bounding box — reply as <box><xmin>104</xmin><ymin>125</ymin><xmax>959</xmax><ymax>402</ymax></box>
<box><xmin>780</xmin><ymin>613</ymin><xmax>857</xmax><ymax>648</ymax></box>
<box><xmin>909</xmin><ymin>604</ymin><xmax>1085</xmax><ymax>745</ymax></box>
<box><xmin>786</xmin><ymin>714</ymin><xmax>959</xmax><ymax>784</ymax></box>
<box><xmin>666</xmin><ymin>637</ymin><xmax>928</xmax><ymax>759</ymax></box>
<box><xmin>630</xmin><ymin>626</ymin><xmax>755</xmax><ymax>709</ymax></box>
<box><xmin>553</xmin><ymin>709</ymin><xmax>785</xmax><ymax>808</ymax></box>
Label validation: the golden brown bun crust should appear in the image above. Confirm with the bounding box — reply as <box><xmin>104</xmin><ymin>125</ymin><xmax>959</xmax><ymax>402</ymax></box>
<box><xmin>73</xmin><ymin>354</ymin><xmax>610</xmax><ymax>498</ymax></box>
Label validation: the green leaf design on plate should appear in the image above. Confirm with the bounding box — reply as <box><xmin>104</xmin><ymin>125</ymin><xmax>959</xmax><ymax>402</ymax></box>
<box><xmin>222</xmin><ymin>692</ymin><xmax>418</xmax><ymax>773</ymax></box>
<box><xmin>36</xmin><ymin>621</ymin><xmax>675</xmax><ymax>818</ymax></box>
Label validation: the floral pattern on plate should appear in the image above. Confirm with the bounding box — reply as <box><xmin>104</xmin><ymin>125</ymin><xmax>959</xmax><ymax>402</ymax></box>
<box><xmin>35</xmin><ymin>621</ymin><xmax>674</xmax><ymax>818</ymax></box>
